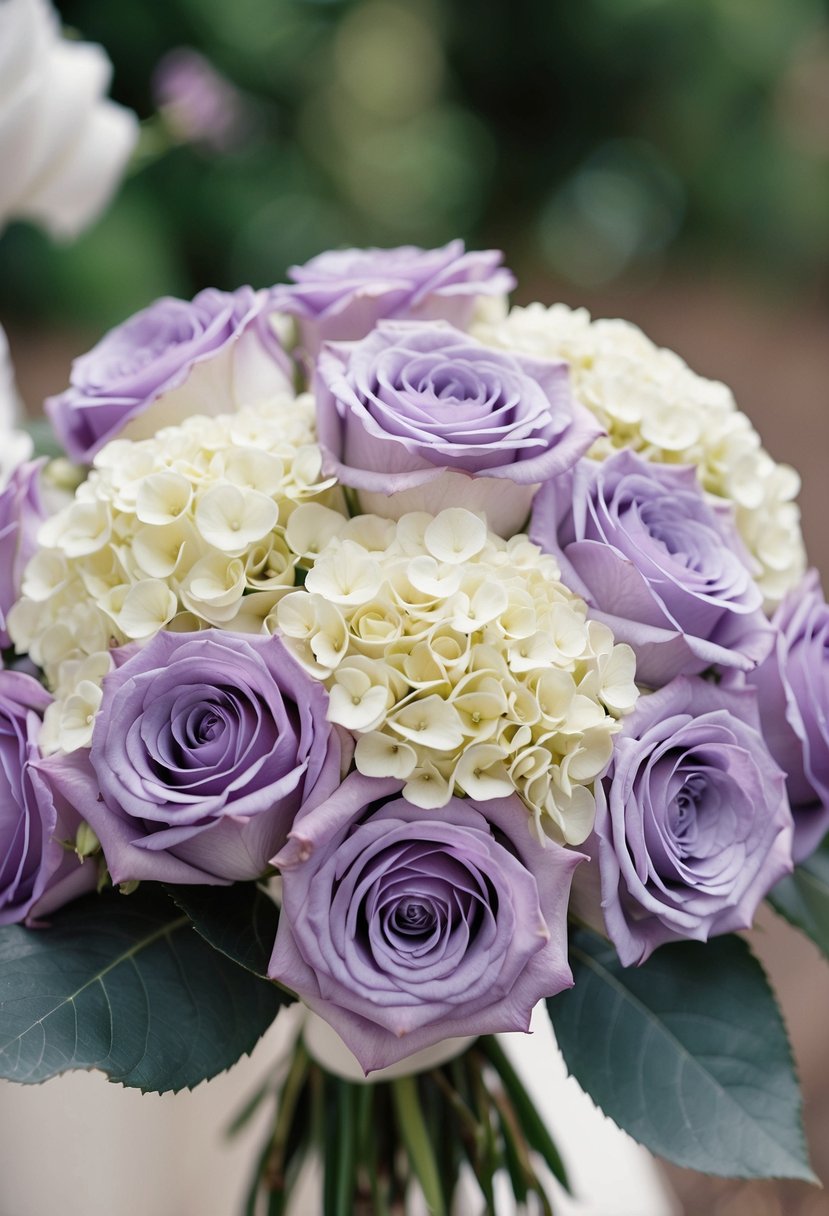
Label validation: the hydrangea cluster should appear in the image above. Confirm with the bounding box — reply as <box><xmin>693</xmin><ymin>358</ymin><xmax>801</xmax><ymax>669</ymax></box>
<box><xmin>473</xmin><ymin>303</ymin><xmax>805</xmax><ymax>607</ymax></box>
<box><xmin>8</xmin><ymin>394</ymin><xmax>342</xmax><ymax>751</ymax></box>
<box><xmin>273</xmin><ymin>504</ymin><xmax>638</xmax><ymax>845</ymax></box>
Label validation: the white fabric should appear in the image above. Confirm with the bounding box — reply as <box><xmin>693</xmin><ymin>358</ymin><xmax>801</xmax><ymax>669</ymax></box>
<box><xmin>0</xmin><ymin>1003</ymin><xmax>679</xmax><ymax>1215</ymax></box>
<box><xmin>0</xmin><ymin>0</ymin><xmax>138</xmax><ymax>240</ymax></box>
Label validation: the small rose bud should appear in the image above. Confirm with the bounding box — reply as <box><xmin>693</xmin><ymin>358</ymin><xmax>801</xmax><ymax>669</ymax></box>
<box><xmin>45</xmin><ymin>458</ymin><xmax>86</xmax><ymax>495</ymax></box>
<box><xmin>75</xmin><ymin>821</ymin><xmax>101</xmax><ymax>861</ymax></box>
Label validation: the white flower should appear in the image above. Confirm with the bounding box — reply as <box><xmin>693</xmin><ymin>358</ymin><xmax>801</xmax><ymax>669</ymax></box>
<box><xmin>0</xmin><ymin>325</ymin><xmax>19</xmax><ymax>429</ymax></box>
<box><xmin>474</xmin><ymin>303</ymin><xmax>806</xmax><ymax>608</ymax></box>
<box><xmin>0</xmin><ymin>0</ymin><xmax>138</xmax><ymax>240</ymax></box>
<box><xmin>0</xmin><ymin>324</ymin><xmax>34</xmax><ymax>487</ymax></box>
<box><xmin>274</xmin><ymin>506</ymin><xmax>639</xmax><ymax>844</ymax></box>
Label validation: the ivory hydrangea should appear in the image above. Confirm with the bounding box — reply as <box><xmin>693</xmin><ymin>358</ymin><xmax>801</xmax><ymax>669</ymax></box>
<box><xmin>473</xmin><ymin>303</ymin><xmax>805</xmax><ymax>607</ymax></box>
<box><xmin>8</xmin><ymin>394</ymin><xmax>342</xmax><ymax>752</ymax></box>
<box><xmin>272</xmin><ymin>505</ymin><xmax>638</xmax><ymax>845</ymax></box>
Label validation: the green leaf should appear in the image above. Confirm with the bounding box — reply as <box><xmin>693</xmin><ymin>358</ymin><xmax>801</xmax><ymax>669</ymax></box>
<box><xmin>0</xmin><ymin>886</ymin><xmax>285</xmax><ymax>1092</ymax></box>
<box><xmin>480</xmin><ymin>1035</ymin><xmax>571</xmax><ymax>1194</ymax></box>
<box><xmin>23</xmin><ymin>418</ymin><xmax>62</xmax><ymax>460</ymax></box>
<box><xmin>328</xmin><ymin>1079</ymin><xmax>358</xmax><ymax>1216</ymax></box>
<box><xmin>166</xmin><ymin>881</ymin><xmax>281</xmax><ymax>979</ymax></box>
<box><xmin>547</xmin><ymin>929</ymin><xmax>815</xmax><ymax>1181</ymax></box>
<box><xmin>392</xmin><ymin>1074</ymin><xmax>447</xmax><ymax>1216</ymax></box>
<box><xmin>769</xmin><ymin>840</ymin><xmax>829</xmax><ymax>960</ymax></box>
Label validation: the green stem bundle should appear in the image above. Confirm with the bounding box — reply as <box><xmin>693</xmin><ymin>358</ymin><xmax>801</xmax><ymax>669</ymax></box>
<box><xmin>235</xmin><ymin>1035</ymin><xmax>568</xmax><ymax>1216</ymax></box>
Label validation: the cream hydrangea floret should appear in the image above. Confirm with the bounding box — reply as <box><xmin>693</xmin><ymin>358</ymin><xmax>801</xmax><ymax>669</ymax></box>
<box><xmin>8</xmin><ymin>393</ymin><xmax>342</xmax><ymax>752</ymax></box>
<box><xmin>271</xmin><ymin>505</ymin><xmax>638</xmax><ymax>845</ymax></box>
<box><xmin>472</xmin><ymin>303</ymin><xmax>805</xmax><ymax>608</ymax></box>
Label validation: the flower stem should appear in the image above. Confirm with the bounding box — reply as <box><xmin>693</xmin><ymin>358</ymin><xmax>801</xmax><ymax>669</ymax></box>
<box><xmin>391</xmin><ymin>1074</ymin><xmax>447</xmax><ymax>1216</ymax></box>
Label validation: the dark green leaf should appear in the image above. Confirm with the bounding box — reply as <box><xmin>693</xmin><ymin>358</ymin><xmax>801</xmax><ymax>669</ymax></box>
<box><xmin>480</xmin><ymin>1035</ymin><xmax>571</xmax><ymax>1193</ymax></box>
<box><xmin>0</xmin><ymin>886</ymin><xmax>285</xmax><ymax>1092</ymax></box>
<box><xmin>547</xmin><ymin>929</ymin><xmax>814</xmax><ymax>1181</ymax></box>
<box><xmin>323</xmin><ymin>1073</ymin><xmax>344</xmax><ymax>1216</ymax></box>
<box><xmin>494</xmin><ymin>1098</ymin><xmax>531</xmax><ymax>1207</ymax></box>
<box><xmin>332</xmin><ymin>1079</ymin><xmax>358</xmax><ymax>1216</ymax></box>
<box><xmin>226</xmin><ymin>1074</ymin><xmax>275</xmax><ymax>1139</ymax></box>
<box><xmin>392</xmin><ymin>1074</ymin><xmax>447</xmax><ymax>1216</ymax></box>
<box><xmin>769</xmin><ymin>839</ymin><xmax>829</xmax><ymax>960</ymax></box>
<box><xmin>245</xmin><ymin>1124</ymin><xmax>280</xmax><ymax>1216</ymax></box>
<box><xmin>166</xmin><ymin>881</ymin><xmax>280</xmax><ymax>980</ymax></box>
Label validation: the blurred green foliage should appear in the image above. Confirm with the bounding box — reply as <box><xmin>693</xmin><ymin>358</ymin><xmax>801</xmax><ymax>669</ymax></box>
<box><xmin>2</xmin><ymin>0</ymin><xmax>828</xmax><ymax>327</ymax></box>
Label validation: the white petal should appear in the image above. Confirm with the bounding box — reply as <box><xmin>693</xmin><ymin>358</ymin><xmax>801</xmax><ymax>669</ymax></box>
<box><xmin>135</xmin><ymin>471</ymin><xmax>192</xmax><ymax>525</ymax></box>
<box><xmin>117</xmin><ymin>579</ymin><xmax>178</xmax><ymax>640</ymax></box>
<box><xmin>286</xmin><ymin>503</ymin><xmax>348</xmax><ymax>559</ymax></box>
<box><xmin>390</xmin><ymin>696</ymin><xmax>465</xmax><ymax>751</ymax></box>
<box><xmin>454</xmin><ymin>745</ymin><xmax>512</xmax><ymax>800</ymax></box>
<box><xmin>355</xmin><ymin>731</ymin><xmax>417</xmax><ymax>779</ymax></box>
<box><xmin>403</xmin><ymin>762</ymin><xmax>453</xmax><ymax>809</ymax></box>
<box><xmin>424</xmin><ymin>509</ymin><xmax>488</xmax><ymax>565</ymax></box>
<box><xmin>195</xmin><ymin>483</ymin><xmax>278</xmax><ymax>552</ymax></box>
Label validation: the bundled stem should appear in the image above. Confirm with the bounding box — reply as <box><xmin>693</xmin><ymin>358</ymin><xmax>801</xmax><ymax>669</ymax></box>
<box><xmin>236</xmin><ymin>1034</ymin><xmax>567</xmax><ymax>1215</ymax></box>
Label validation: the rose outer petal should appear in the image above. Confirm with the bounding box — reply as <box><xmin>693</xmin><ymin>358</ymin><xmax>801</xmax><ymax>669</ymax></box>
<box><xmin>270</xmin><ymin>774</ymin><xmax>581</xmax><ymax>1072</ymax></box>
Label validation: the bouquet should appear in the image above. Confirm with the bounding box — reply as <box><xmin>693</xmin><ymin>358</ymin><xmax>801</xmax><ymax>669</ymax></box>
<box><xmin>0</xmin><ymin>240</ymin><xmax>826</xmax><ymax>1213</ymax></box>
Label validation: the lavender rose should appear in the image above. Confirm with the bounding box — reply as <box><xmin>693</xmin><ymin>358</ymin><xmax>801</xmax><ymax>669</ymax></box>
<box><xmin>583</xmin><ymin>677</ymin><xmax>793</xmax><ymax>966</ymax></box>
<box><xmin>46</xmin><ymin>286</ymin><xmax>293</xmax><ymax>463</ymax></box>
<box><xmin>269</xmin><ymin>773</ymin><xmax>581</xmax><ymax>1073</ymax></box>
<box><xmin>531</xmin><ymin>451</ymin><xmax>773</xmax><ymax>687</ymax></box>
<box><xmin>274</xmin><ymin>241</ymin><xmax>515</xmax><ymax>355</ymax></box>
<box><xmin>316</xmin><ymin>321</ymin><xmax>602</xmax><ymax>536</ymax></box>
<box><xmin>0</xmin><ymin>460</ymin><xmax>46</xmax><ymax>649</ymax></box>
<box><xmin>746</xmin><ymin>570</ymin><xmax>829</xmax><ymax>862</ymax></box>
<box><xmin>42</xmin><ymin>631</ymin><xmax>345</xmax><ymax>884</ymax></box>
<box><xmin>0</xmin><ymin>671</ymin><xmax>94</xmax><ymax>924</ymax></box>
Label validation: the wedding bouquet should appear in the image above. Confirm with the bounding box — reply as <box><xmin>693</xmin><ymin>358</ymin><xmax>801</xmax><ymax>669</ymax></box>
<box><xmin>0</xmin><ymin>241</ymin><xmax>826</xmax><ymax>1213</ymax></box>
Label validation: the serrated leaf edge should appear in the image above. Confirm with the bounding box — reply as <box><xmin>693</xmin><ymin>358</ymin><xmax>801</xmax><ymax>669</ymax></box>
<box><xmin>554</xmin><ymin>940</ymin><xmax>817</xmax><ymax>1184</ymax></box>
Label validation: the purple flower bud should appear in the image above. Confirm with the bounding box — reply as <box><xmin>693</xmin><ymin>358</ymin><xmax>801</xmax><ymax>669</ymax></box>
<box><xmin>153</xmin><ymin>48</ymin><xmax>252</xmax><ymax>153</ymax></box>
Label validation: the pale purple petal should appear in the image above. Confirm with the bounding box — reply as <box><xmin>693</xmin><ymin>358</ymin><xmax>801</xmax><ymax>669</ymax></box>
<box><xmin>315</xmin><ymin>321</ymin><xmax>601</xmax><ymax>536</ymax></box>
<box><xmin>0</xmin><ymin>459</ymin><xmax>47</xmax><ymax>648</ymax></box>
<box><xmin>46</xmin><ymin>286</ymin><xmax>292</xmax><ymax>462</ymax></box>
<box><xmin>532</xmin><ymin>451</ymin><xmax>773</xmax><ymax>688</ymax></box>
<box><xmin>0</xmin><ymin>672</ymin><xmax>94</xmax><ymax>924</ymax></box>
<box><xmin>43</xmin><ymin>630</ymin><xmax>346</xmax><ymax>884</ymax></box>
<box><xmin>270</xmin><ymin>772</ymin><xmax>581</xmax><ymax>1073</ymax></box>
<box><xmin>746</xmin><ymin>570</ymin><xmax>829</xmax><ymax>861</ymax></box>
<box><xmin>274</xmin><ymin>242</ymin><xmax>515</xmax><ymax>355</ymax></box>
<box><xmin>575</xmin><ymin>677</ymin><xmax>794</xmax><ymax>965</ymax></box>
